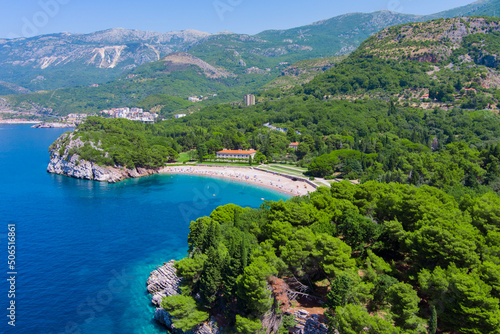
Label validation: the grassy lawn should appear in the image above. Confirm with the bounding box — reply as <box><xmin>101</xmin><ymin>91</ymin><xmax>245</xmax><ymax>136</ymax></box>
<box><xmin>270</xmin><ymin>164</ymin><xmax>308</xmax><ymax>172</ymax></box>
<box><xmin>260</xmin><ymin>165</ymin><xmax>307</xmax><ymax>178</ymax></box>
<box><xmin>177</xmin><ymin>151</ymin><xmax>193</xmax><ymax>163</ymax></box>
<box><xmin>259</xmin><ymin>164</ymin><xmax>328</xmax><ymax>187</ymax></box>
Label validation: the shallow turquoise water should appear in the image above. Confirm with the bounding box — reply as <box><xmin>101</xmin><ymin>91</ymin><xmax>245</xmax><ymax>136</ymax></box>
<box><xmin>0</xmin><ymin>125</ymin><xmax>289</xmax><ymax>334</ymax></box>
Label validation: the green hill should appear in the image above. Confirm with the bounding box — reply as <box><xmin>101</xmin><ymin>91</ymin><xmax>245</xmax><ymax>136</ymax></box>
<box><xmin>260</xmin><ymin>57</ymin><xmax>345</xmax><ymax>94</ymax></box>
<box><xmin>304</xmin><ymin>17</ymin><xmax>500</xmax><ymax>110</ymax></box>
<box><xmin>5</xmin><ymin>53</ymin><xmax>269</xmax><ymax>116</ymax></box>
<box><xmin>0</xmin><ymin>81</ymin><xmax>31</xmax><ymax>95</ymax></box>
<box><xmin>50</xmin><ymin>110</ymin><xmax>500</xmax><ymax>334</ymax></box>
<box><xmin>4</xmin><ymin>1</ymin><xmax>500</xmax><ymax>95</ymax></box>
<box><xmin>45</xmin><ymin>15</ymin><xmax>500</xmax><ymax>333</ymax></box>
<box><xmin>427</xmin><ymin>0</ymin><xmax>500</xmax><ymax>19</ymax></box>
<box><xmin>6</xmin><ymin>3</ymin><xmax>500</xmax><ymax>116</ymax></box>
<box><xmin>256</xmin><ymin>11</ymin><xmax>421</xmax><ymax>58</ymax></box>
<box><xmin>0</xmin><ymin>29</ymin><xmax>212</xmax><ymax>91</ymax></box>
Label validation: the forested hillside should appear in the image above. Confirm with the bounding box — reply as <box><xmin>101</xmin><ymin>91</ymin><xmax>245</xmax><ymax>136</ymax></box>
<box><xmin>65</xmin><ymin>93</ymin><xmax>500</xmax><ymax>194</ymax></box>
<box><xmin>47</xmin><ymin>16</ymin><xmax>500</xmax><ymax>333</ymax></box>
<box><xmin>304</xmin><ymin>17</ymin><xmax>500</xmax><ymax>110</ymax></box>
<box><xmin>5</xmin><ymin>2</ymin><xmax>500</xmax><ymax>116</ymax></box>
<box><xmin>6</xmin><ymin>52</ymin><xmax>264</xmax><ymax>116</ymax></box>
<box><xmin>261</xmin><ymin>57</ymin><xmax>345</xmax><ymax>96</ymax></box>
<box><xmin>427</xmin><ymin>0</ymin><xmax>500</xmax><ymax>20</ymax></box>
<box><xmin>167</xmin><ymin>181</ymin><xmax>500</xmax><ymax>333</ymax></box>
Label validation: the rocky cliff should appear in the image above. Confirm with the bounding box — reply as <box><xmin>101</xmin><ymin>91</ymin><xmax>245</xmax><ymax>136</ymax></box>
<box><xmin>147</xmin><ymin>260</ymin><xmax>221</xmax><ymax>334</ymax></box>
<box><xmin>47</xmin><ymin>132</ymin><xmax>158</xmax><ymax>182</ymax></box>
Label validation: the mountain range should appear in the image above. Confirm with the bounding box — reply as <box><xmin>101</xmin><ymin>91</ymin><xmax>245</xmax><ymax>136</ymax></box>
<box><xmin>0</xmin><ymin>28</ymin><xmax>212</xmax><ymax>92</ymax></box>
<box><xmin>2</xmin><ymin>0</ymin><xmax>500</xmax><ymax>114</ymax></box>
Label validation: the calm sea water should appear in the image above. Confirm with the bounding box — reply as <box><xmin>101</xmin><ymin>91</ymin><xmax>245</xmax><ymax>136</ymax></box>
<box><xmin>0</xmin><ymin>125</ymin><xmax>289</xmax><ymax>334</ymax></box>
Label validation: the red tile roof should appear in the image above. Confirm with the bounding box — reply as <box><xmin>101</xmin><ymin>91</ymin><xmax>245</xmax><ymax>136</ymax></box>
<box><xmin>289</xmin><ymin>142</ymin><xmax>299</xmax><ymax>146</ymax></box>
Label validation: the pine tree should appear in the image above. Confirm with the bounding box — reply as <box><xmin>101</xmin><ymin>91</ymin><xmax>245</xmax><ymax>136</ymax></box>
<box><xmin>241</xmin><ymin>238</ymin><xmax>248</xmax><ymax>269</ymax></box>
<box><xmin>161</xmin><ymin>295</ymin><xmax>209</xmax><ymax>332</ymax></box>
<box><xmin>222</xmin><ymin>237</ymin><xmax>243</xmax><ymax>298</ymax></box>
<box><xmin>327</xmin><ymin>275</ymin><xmax>352</xmax><ymax>308</ymax></box>
<box><xmin>428</xmin><ymin>305</ymin><xmax>437</xmax><ymax>334</ymax></box>
<box><xmin>199</xmin><ymin>246</ymin><xmax>222</xmax><ymax>307</ymax></box>
<box><xmin>388</xmin><ymin>100</ymin><xmax>397</xmax><ymax>115</ymax></box>
<box><xmin>202</xmin><ymin>220</ymin><xmax>221</xmax><ymax>252</ymax></box>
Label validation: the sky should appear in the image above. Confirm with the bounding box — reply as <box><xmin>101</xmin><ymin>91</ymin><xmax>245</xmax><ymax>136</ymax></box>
<box><xmin>0</xmin><ymin>0</ymin><xmax>477</xmax><ymax>39</ymax></box>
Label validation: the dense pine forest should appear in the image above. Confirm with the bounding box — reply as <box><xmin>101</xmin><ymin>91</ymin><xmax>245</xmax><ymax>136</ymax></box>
<box><xmin>166</xmin><ymin>181</ymin><xmax>500</xmax><ymax>333</ymax></box>
<box><xmin>68</xmin><ymin>95</ymin><xmax>500</xmax><ymax>194</ymax></box>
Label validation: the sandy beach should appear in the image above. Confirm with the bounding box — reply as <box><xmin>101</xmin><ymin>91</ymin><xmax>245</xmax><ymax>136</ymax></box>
<box><xmin>159</xmin><ymin>165</ymin><xmax>316</xmax><ymax>196</ymax></box>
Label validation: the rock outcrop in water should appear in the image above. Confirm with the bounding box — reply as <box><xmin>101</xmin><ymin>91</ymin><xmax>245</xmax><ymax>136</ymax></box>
<box><xmin>47</xmin><ymin>132</ymin><xmax>158</xmax><ymax>182</ymax></box>
<box><xmin>147</xmin><ymin>260</ymin><xmax>222</xmax><ymax>334</ymax></box>
<box><xmin>147</xmin><ymin>260</ymin><xmax>183</xmax><ymax>307</ymax></box>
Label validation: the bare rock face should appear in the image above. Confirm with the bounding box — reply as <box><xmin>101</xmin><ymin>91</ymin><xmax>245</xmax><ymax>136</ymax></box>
<box><xmin>192</xmin><ymin>320</ymin><xmax>222</xmax><ymax>334</ymax></box>
<box><xmin>147</xmin><ymin>261</ymin><xmax>184</xmax><ymax>333</ymax></box>
<box><xmin>154</xmin><ymin>308</ymin><xmax>176</xmax><ymax>329</ymax></box>
<box><xmin>1</xmin><ymin>28</ymin><xmax>212</xmax><ymax>71</ymax></box>
<box><xmin>47</xmin><ymin>132</ymin><xmax>158</xmax><ymax>183</ymax></box>
<box><xmin>288</xmin><ymin>310</ymin><xmax>329</xmax><ymax>334</ymax></box>
<box><xmin>147</xmin><ymin>260</ymin><xmax>222</xmax><ymax>334</ymax></box>
<box><xmin>147</xmin><ymin>260</ymin><xmax>183</xmax><ymax>306</ymax></box>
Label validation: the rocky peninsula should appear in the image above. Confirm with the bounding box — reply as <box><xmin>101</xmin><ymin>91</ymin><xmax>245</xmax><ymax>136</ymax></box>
<box><xmin>147</xmin><ymin>260</ymin><xmax>221</xmax><ymax>334</ymax></box>
<box><xmin>33</xmin><ymin>122</ymin><xmax>76</xmax><ymax>128</ymax></box>
<box><xmin>47</xmin><ymin>132</ymin><xmax>158</xmax><ymax>182</ymax></box>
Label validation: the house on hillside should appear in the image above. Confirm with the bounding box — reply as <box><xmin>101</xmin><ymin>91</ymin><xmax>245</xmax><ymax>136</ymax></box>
<box><xmin>289</xmin><ymin>142</ymin><xmax>299</xmax><ymax>150</ymax></box>
<box><xmin>216</xmin><ymin>149</ymin><xmax>257</xmax><ymax>159</ymax></box>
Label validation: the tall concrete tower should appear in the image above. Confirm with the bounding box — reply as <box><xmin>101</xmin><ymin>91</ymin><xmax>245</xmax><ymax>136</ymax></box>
<box><xmin>244</xmin><ymin>94</ymin><xmax>255</xmax><ymax>106</ymax></box>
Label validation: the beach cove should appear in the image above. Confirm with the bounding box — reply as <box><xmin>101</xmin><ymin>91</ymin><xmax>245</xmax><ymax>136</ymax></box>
<box><xmin>47</xmin><ymin>132</ymin><xmax>320</xmax><ymax>194</ymax></box>
<box><xmin>0</xmin><ymin>124</ymin><xmax>290</xmax><ymax>334</ymax></box>
<box><xmin>160</xmin><ymin>165</ymin><xmax>317</xmax><ymax>196</ymax></box>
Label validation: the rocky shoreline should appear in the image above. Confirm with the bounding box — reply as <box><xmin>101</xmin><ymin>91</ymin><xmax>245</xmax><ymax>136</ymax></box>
<box><xmin>33</xmin><ymin>122</ymin><xmax>76</xmax><ymax>128</ymax></box>
<box><xmin>47</xmin><ymin>132</ymin><xmax>159</xmax><ymax>182</ymax></box>
<box><xmin>146</xmin><ymin>260</ymin><xmax>221</xmax><ymax>334</ymax></box>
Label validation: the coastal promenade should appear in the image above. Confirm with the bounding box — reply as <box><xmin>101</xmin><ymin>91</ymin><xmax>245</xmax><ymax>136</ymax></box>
<box><xmin>159</xmin><ymin>165</ymin><xmax>317</xmax><ymax>196</ymax></box>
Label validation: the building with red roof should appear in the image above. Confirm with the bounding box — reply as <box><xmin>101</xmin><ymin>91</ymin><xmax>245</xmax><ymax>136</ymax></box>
<box><xmin>216</xmin><ymin>149</ymin><xmax>257</xmax><ymax>159</ymax></box>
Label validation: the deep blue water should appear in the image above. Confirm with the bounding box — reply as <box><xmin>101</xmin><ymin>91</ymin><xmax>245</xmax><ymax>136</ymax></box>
<box><xmin>0</xmin><ymin>125</ymin><xmax>289</xmax><ymax>334</ymax></box>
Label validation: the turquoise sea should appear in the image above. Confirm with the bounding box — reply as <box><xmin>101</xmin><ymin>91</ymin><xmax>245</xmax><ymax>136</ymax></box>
<box><xmin>0</xmin><ymin>125</ymin><xmax>289</xmax><ymax>334</ymax></box>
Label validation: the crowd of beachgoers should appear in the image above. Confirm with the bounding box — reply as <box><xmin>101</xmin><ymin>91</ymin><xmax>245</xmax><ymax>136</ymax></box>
<box><xmin>160</xmin><ymin>165</ymin><xmax>316</xmax><ymax>196</ymax></box>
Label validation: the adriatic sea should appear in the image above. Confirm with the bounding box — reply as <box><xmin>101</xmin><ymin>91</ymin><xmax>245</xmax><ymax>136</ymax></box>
<box><xmin>0</xmin><ymin>125</ymin><xmax>289</xmax><ymax>333</ymax></box>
